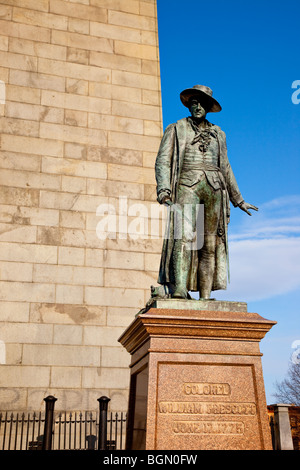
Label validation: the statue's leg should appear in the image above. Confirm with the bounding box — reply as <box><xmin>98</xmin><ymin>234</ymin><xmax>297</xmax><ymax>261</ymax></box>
<box><xmin>172</xmin><ymin>184</ymin><xmax>198</xmax><ymax>299</ymax></box>
<box><xmin>198</xmin><ymin>183</ymin><xmax>222</xmax><ymax>299</ymax></box>
<box><xmin>172</xmin><ymin>242</ymin><xmax>191</xmax><ymax>298</ymax></box>
<box><xmin>199</xmin><ymin>234</ymin><xmax>217</xmax><ymax>299</ymax></box>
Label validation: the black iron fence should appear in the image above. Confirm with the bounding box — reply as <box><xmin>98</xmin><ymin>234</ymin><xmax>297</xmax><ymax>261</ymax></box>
<box><xmin>0</xmin><ymin>396</ymin><xmax>127</xmax><ymax>451</ymax></box>
<box><xmin>0</xmin><ymin>411</ymin><xmax>45</xmax><ymax>450</ymax></box>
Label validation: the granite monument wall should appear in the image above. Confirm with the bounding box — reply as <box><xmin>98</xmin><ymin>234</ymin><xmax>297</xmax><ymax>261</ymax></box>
<box><xmin>0</xmin><ymin>0</ymin><xmax>163</xmax><ymax>412</ymax></box>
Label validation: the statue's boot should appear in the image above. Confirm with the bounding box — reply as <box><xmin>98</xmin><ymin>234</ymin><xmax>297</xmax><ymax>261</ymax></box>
<box><xmin>173</xmin><ymin>286</ymin><xmax>188</xmax><ymax>299</ymax></box>
<box><xmin>198</xmin><ymin>250</ymin><xmax>215</xmax><ymax>300</ymax></box>
<box><xmin>172</xmin><ymin>245</ymin><xmax>191</xmax><ymax>299</ymax></box>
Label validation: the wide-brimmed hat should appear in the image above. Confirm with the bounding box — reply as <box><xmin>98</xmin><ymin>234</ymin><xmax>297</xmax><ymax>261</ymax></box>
<box><xmin>180</xmin><ymin>85</ymin><xmax>222</xmax><ymax>113</ymax></box>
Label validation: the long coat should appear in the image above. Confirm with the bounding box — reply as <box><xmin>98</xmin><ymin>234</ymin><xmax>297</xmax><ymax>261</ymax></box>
<box><xmin>155</xmin><ymin>117</ymin><xmax>244</xmax><ymax>292</ymax></box>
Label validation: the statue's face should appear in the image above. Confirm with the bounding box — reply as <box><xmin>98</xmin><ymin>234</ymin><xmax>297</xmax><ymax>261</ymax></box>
<box><xmin>189</xmin><ymin>98</ymin><xmax>207</xmax><ymax>120</ymax></box>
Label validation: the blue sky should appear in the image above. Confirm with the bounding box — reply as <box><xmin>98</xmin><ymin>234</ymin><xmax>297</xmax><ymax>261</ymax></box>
<box><xmin>156</xmin><ymin>0</ymin><xmax>300</xmax><ymax>404</ymax></box>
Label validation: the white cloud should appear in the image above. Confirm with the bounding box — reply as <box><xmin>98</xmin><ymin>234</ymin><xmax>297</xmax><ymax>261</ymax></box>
<box><xmin>214</xmin><ymin>195</ymin><xmax>300</xmax><ymax>302</ymax></box>
<box><xmin>215</xmin><ymin>237</ymin><xmax>300</xmax><ymax>301</ymax></box>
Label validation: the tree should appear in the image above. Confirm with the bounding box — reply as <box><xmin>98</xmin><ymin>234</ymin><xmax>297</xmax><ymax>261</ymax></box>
<box><xmin>273</xmin><ymin>360</ymin><xmax>300</xmax><ymax>406</ymax></box>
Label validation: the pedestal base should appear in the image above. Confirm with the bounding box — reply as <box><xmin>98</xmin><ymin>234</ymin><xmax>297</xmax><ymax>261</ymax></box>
<box><xmin>119</xmin><ymin>300</ymin><xmax>276</xmax><ymax>451</ymax></box>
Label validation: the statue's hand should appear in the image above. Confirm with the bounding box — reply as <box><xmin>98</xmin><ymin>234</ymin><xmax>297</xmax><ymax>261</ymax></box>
<box><xmin>157</xmin><ymin>189</ymin><xmax>173</xmax><ymax>205</ymax></box>
<box><xmin>239</xmin><ymin>201</ymin><xmax>259</xmax><ymax>216</ymax></box>
<box><xmin>162</xmin><ymin>195</ymin><xmax>173</xmax><ymax>206</ymax></box>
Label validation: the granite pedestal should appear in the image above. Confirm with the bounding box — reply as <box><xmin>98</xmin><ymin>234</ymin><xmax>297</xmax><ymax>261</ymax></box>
<box><xmin>118</xmin><ymin>299</ymin><xmax>276</xmax><ymax>451</ymax></box>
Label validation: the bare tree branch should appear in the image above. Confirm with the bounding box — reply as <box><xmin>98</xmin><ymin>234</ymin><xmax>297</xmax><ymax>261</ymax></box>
<box><xmin>273</xmin><ymin>361</ymin><xmax>300</xmax><ymax>405</ymax></box>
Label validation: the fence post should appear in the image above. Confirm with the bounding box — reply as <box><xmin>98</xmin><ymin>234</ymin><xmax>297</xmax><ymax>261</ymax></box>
<box><xmin>42</xmin><ymin>395</ymin><xmax>57</xmax><ymax>450</ymax></box>
<box><xmin>98</xmin><ymin>396</ymin><xmax>110</xmax><ymax>450</ymax></box>
<box><xmin>271</xmin><ymin>403</ymin><xmax>294</xmax><ymax>450</ymax></box>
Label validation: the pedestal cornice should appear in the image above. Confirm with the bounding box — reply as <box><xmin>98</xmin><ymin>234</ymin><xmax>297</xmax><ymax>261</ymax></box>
<box><xmin>119</xmin><ymin>301</ymin><xmax>277</xmax><ymax>356</ymax></box>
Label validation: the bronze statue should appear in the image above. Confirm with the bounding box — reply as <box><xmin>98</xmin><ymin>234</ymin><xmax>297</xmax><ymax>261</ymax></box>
<box><xmin>155</xmin><ymin>85</ymin><xmax>258</xmax><ymax>300</ymax></box>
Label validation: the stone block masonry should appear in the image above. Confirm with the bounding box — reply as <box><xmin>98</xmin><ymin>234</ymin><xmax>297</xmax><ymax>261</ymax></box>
<box><xmin>0</xmin><ymin>0</ymin><xmax>163</xmax><ymax>413</ymax></box>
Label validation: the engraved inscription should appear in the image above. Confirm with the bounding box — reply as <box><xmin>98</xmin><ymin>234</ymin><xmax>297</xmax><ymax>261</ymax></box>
<box><xmin>183</xmin><ymin>382</ymin><xmax>231</xmax><ymax>396</ymax></box>
<box><xmin>158</xmin><ymin>402</ymin><xmax>256</xmax><ymax>416</ymax></box>
<box><xmin>159</xmin><ymin>402</ymin><xmax>203</xmax><ymax>414</ymax></box>
<box><xmin>173</xmin><ymin>421</ymin><xmax>245</xmax><ymax>435</ymax></box>
<box><xmin>205</xmin><ymin>403</ymin><xmax>256</xmax><ymax>415</ymax></box>
<box><xmin>157</xmin><ymin>380</ymin><xmax>256</xmax><ymax>440</ymax></box>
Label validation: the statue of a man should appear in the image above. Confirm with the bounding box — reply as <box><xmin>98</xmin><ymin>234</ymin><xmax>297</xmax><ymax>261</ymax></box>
<box><xmin>155</xmin><ymin>85</ymin><xmax>258</xmax><ymax>300</ymax></box>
